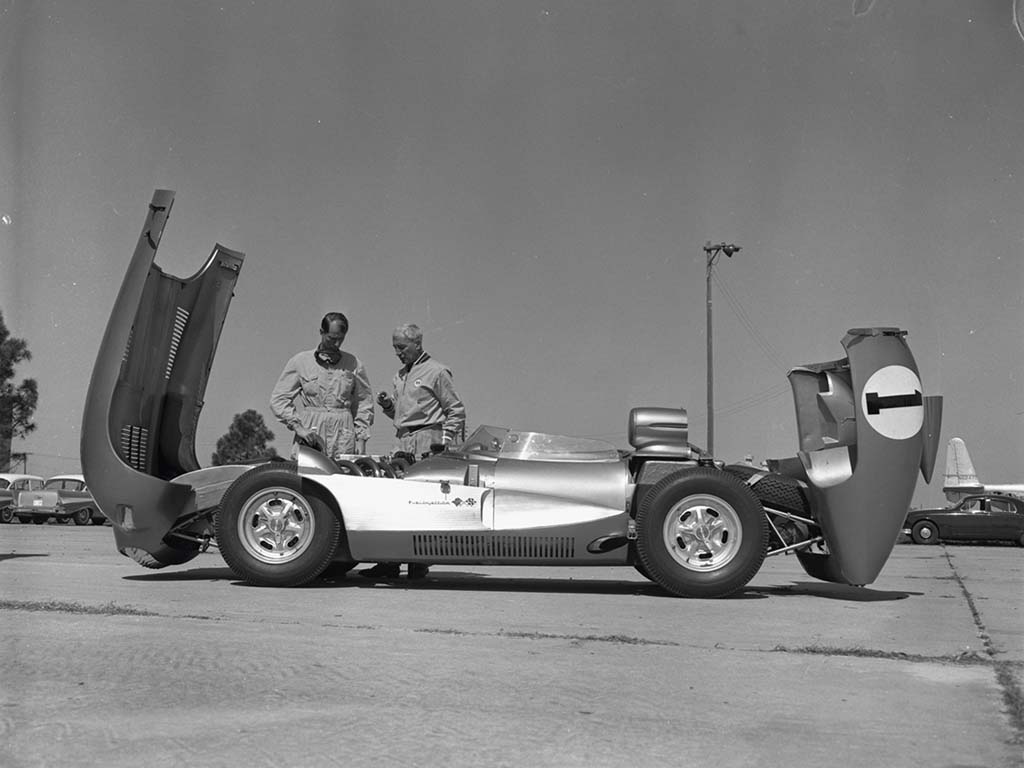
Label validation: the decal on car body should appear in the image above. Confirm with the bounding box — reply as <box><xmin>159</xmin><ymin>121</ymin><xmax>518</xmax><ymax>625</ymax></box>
<box><xmin>860</xmin><ymin>365</ymin><xmax>924</xmax><ymax>440</ymax></box>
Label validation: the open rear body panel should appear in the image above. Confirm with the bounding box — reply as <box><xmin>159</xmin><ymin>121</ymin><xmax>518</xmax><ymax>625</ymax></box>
<box><xmin>80</xmin><ymin>190</ymin><xmax>245</xmax><ymax>561</ymax></box>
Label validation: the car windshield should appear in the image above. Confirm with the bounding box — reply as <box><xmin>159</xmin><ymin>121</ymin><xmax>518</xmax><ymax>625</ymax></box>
<box><xmin>43</xmin><ymin>479</ymin><xmax>83</xmax><ymax>491</ymax></box>
<box><xmin>456</xmin><ymin>425</ymin><xmax>620</xmax><ymax>463</ymax></box>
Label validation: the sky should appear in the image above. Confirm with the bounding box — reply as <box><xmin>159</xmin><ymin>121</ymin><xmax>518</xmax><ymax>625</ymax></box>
<box><xmin>1</xmin><ymin>0</ymin><xmax>1021</xmax><ymax>508</ymax></box>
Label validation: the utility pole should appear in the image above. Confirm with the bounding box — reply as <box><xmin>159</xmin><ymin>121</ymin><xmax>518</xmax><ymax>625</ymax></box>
<box><xmin>703</xmin><ymin>241</ymin><xmax>741</xmax><ymax>456</ymax></box>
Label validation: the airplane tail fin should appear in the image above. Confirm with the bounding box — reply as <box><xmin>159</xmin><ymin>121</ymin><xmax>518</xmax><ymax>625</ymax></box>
<box><xmin>943</xmin><ymin>437</ymin><xmax>979</xmax><ymax>488</ymax></box>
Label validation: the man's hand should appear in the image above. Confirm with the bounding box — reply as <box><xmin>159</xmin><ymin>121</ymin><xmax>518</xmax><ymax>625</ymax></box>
<box><xmin>294</xmin><ymin>425</ymin><xmax>325</xmax><ymax>451</ymax></box>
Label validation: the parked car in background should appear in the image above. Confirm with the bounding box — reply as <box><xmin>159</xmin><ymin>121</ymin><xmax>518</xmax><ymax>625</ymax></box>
<box><xmin>903</xmin><ymin>494</ymin><xmax>1024</xmax><ymax>546</ymax></box>
<box><xmin>12</xmin><ymin>474</ymin><xmax>105</xmax><ymax>525</ymax></box>
<box><xmin>0</xmin><ymin>474</ymin><xmax>45</xmax><ymax>523</ymax></box>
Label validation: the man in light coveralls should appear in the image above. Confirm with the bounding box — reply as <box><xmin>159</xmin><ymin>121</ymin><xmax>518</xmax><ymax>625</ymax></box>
<box><xmin>362</xmin><ymin>322</ymin><xmax>466</xmax><ymax>581</ymax></box>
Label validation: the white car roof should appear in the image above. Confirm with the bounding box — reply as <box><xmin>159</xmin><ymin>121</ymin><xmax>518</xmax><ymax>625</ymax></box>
<box><xmin>0</xmin><ymin>473</ymin><xmax>45</xmax><ymax>483</ymax></box>
<box><xmin>46</xmin><ymin>474</ymin><xmax>86</xmax><ymax>482</ymax></box>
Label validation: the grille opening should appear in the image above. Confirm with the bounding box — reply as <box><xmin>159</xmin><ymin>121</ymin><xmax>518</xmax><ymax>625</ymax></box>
<box><xmin>413</xmin><ymin>533</ymin><xmax>575</xmax><ymax>559</ymax></box>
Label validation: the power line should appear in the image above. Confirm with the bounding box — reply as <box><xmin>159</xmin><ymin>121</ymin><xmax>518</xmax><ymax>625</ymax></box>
<box><xmin>714</xmin><ymin>382</ymin><xmax>791</xmax><ymax>417</ymax></box>
<box><xmin>712</xmin><ymin>271</ymin><xmax>786</xmax><ymax>371</ymax></box>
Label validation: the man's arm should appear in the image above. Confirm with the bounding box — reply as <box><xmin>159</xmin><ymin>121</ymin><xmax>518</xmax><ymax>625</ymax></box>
<box><xmin>351</xmin><ymin>361</ymin><xmax>375</xmax><ymax>440</ymax></box>
<box><xmin>270</xmin><ymin>355</ymin><xmax>302</xmax><ymax>430</ymax></box>
<box><xmin>435</xmin><ymin>368</ymin><xmax>466</xmax><ymax>444</ymax></box>
<box><xmin>270</xmin><ymin>355</ymin><xmax>314</xmax><ymax>442</ymax></box>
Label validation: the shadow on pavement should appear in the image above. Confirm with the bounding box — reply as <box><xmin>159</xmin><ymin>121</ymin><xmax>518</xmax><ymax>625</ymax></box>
<box><xmin>120</xmin><ymin>568</ymin><xmax>911</xmax><ymax>602</ymax></box>
<box><xmin>0</xmin><ymin>552</ymin><xmax>49</xmax><ymax>562</ymax></box>
<box><xmin>124</xmin><ymin>567</ymin><xmax>237</xmax><ymax>581</ymax></box>
<box><xmin>751</xmin><ymin>581</ymin><xmax>915</xmax><ymax>602</ymax></box>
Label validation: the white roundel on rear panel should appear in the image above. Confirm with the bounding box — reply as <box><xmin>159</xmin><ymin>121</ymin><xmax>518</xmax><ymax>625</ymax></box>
<box><xmin>861</xmin><ymin>365</ymin><xmax>924</xmax><ymax>440</ymax></box>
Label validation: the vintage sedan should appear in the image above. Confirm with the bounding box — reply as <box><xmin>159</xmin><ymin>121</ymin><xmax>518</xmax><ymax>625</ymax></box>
<box><xmin>903</xmin><ymin>495</ymin><xmax>1024</xmax><ymax>546</ymax></box>
<box><xmin>12</xmin><ymin>474</ymin><xmax>105</xmax><ymax>526</ymax></box>
<box><xmin>0</xmin><ymin>474</ymin><xmax>45</xmax><ymax>523</ymax></box>
<box><xmin>80</xmin><ymin>190</ymin><xmax>943</xmax><ymax>597</ymax></box>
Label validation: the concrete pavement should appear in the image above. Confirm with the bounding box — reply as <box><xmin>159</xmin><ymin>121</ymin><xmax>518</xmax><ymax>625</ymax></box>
<box><xmin>1</xmin><ymin>525</ymin><xmax>1021</xmax><ymax>767</ymax></box>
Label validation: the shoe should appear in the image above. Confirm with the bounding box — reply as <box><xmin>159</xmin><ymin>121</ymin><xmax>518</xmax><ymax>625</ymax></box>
<box><xmin>360</xmin><ymin>563</ymin><xmax>401</xmax><ymax>579</ymax></box>
<box><xmin>407</xmin><ymin>563</ymin><xmax>430</xmax><ymax>580</ymax></box>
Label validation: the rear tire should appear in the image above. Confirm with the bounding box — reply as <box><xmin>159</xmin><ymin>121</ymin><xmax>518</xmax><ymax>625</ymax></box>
<box><xmin>32</xmin><ymin>517</ymin><xmax>48</xmax><ymax>525</ymax></box>
<box><xmin>636</xmin><ymin>468</ymin><xmax>768</xmax><ymax>598</ymax></box>
<box><xmin>724</xmin><ymin>464</ymin><xmax>811</xmax><ymax>518</ymax></box>
<box><xmin>216</xmin><ymin>463</ymin><xmax>341</xmax><ymax>587</ymax></box>
<box><xmin>0</xmin><ymin>507</ymin><xmax>13</xmax><ymax>524</ymax></box>
<box><xmin>72</xmin><ymin>508</ymin><xmax>92</xmax><ymax>526</ymax></box>
<box><xmin>911</xmin><ymin>520</ymin><xmax>939</xmax><ymax>545</ymax></box>
<box><xmin>123</xmin><ymin>540</ymin><xmax>202</xmax><ymax>569</ymax></box>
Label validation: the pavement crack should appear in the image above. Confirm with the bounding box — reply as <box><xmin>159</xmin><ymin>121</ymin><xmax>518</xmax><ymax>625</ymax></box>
<box><xmin>769</xmin><ymin>644</ymin><xmax>988</xmax><ymax>665</ymax></box>
<box><xmin>0</xmin><ymin>599</ymin><xmax>158</xmax><ymax>616</ymax></box>
<box><xmin>944</xmin><ymin>548</ymin><xmax>1024</xmax><ymax>747</ymax></box>
<box><xmin>415</xmin><ymin>627</ymin><xmax>680</xmax><ymax>646</ymax></box>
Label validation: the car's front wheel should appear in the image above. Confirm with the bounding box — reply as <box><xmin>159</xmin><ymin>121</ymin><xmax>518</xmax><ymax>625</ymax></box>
<box><xmin>911</xmin><ymin>520</ymin><xmax>939</xmax><ymax>545</ymax></box>
<box><xmin>216</xmin><ymin>463</ymin><xmax>341</xmax><ymax>587</ymax></box>
<box><xmin>635</xmin><ymin>468</ymin><xmax>768</xmax><ymax>598</ymax></box>
<box><xmin>32</xmin><ymin>517</ymin><xmax>47</xmax><ymax>525</ymax></box>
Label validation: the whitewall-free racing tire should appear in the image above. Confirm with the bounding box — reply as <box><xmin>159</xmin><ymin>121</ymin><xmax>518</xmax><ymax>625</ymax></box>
<box><xmin>216</xmin><ymin>463</ymin><xmax>341</xmax><ymax>587</ymax></box>
<box><xmin>636</xmin><ymin>468</ymin><xmax>769</xmax><ymax>598</ymax></box>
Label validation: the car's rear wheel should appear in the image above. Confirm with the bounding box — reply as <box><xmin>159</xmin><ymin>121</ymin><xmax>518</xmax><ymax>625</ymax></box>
<box><xmin>123</xmin><ymin>537</ymin><xmax>202</xmax><ymax>568</ymax></box>
<box><xmin>32</xmin><ymin>517</ymin><xmax>47</xmax><ymax>525</ymax></box>
<box><xmin>724</xmin><ymin>464</ymin><xmax>811</xmax><ymax>518</ymax></box>
<box><xmin>0</xmin><ymin>507</ymin><xmax>13</xmax><ymax>524</ymax></box>
<box><xmin>17</xmin><ymin>516</ymin><xmax>31</xmax><ymax>524</ymax></box>
<box><xmin>216</xmin><ymin>463</ymin><xmax>340</xmax><ymax>587</ymax></box>
<box><xmin>635</xmin><ymin>468</ymin><xmax>768</xmax><ymax>598</ymax></box>
<box><xmin>911</xmin><ymin>520</ymin><xmax>939</xmax><ymax>545</ymax></box>
<box><xmin>72</xmin><ymin>508</ymin><xmax>92</xmax><ymax>526</ymax></box>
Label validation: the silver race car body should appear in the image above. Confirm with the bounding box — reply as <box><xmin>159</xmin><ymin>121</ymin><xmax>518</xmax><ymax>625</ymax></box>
<box><xmin>81</xmin><ymin>191</ymin><xmax>943</xmax><ymax>597</ymax></box>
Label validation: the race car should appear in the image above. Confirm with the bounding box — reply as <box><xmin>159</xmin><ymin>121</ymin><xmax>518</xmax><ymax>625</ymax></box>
<box><xmin>81</xmin><ymin>190</ymin><xmax>943</xmax><ymax>597</ymax></box>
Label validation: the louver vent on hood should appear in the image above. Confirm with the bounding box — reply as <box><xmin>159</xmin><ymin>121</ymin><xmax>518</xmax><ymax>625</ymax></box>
<box><xmin>120</xmin><ymin>425</ymin><xmax>149</xmax><ymax>471</ymax></box>
<box><xmin>165</xmin><ymin>306</ymin><xmax>189</xmax><ymax>379</ymax></box>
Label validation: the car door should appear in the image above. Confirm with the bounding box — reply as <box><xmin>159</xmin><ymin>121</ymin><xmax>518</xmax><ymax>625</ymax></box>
<box><xmin>984</xmin><ymin>497</ymin><xmax>1021</xmax><ymax>540</ymax></box>
<box><xmin>943</xmin><ymin>498</ymin><xmax>985</xmax><ymax>540</ymax></box>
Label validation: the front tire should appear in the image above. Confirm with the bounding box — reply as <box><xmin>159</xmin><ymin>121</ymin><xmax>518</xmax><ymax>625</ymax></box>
<box><xmin>636</xmin><ymin>468</ymin><xmax>768</xmax><ymax>598</ymax></box>
<box><xmin>32</xmin><ymin>517</ymin><xmax>48</xmax><ymax>525</ymax></box>
<box><xmin>911</xmin><ymin>520</ymin><xmax>939</xmax><ymax>545</ymax></box>
<box><xmin>216</xmin><ymin>463</ymin><xmax>341</xmax><ymax>587</ymax></box>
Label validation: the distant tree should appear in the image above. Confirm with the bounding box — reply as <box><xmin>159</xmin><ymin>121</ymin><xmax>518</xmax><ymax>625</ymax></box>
<box><xmin>211</xmin><ymin>409</ymin><xmax>278</xmax><ymax>466</ymax></box>
<box><xmin>0</xmin><ymin>309</ymin><xmax>38</xmax><ymax>472</ymax></box>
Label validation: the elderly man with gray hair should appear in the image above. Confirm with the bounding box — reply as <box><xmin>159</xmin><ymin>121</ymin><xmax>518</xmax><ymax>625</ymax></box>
<box><xmin>376</xmin><ymin>323</ymin><xmax>466</xmax><ymax>457</ymax></box>
<box><xmin>362</xmin><ymin>323</ymin><xmax>466</xmax><ymax>581</ymax></box>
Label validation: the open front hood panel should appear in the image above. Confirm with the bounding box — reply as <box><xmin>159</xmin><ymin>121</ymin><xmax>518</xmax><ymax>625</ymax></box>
<box><xmin>782</xmin><ymin>327</ymin><xmax>942</xmax><ymax>585</ymax></box>
<box><xmin>81</xmin><ymin>190</ymin><xmax>244</xmax><ymax>556</ymax></box>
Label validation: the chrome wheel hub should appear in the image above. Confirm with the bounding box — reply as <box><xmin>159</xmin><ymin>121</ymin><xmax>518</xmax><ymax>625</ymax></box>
<box><xmin>237</xmin><ymin>486</ymin><xmax>316</xmax><ymax>565</ymax></box>
<box><xmin>663</xmin><ymin>494</ymin><xmax>742</xmax><ymax>572</ymax></box>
